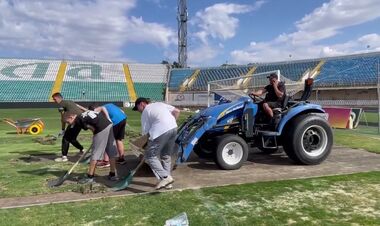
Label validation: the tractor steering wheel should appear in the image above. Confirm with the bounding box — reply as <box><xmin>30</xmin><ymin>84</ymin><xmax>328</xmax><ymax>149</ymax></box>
<box><xmin>249</xmin><ymin>93</ymin><xmax>264</xmax><ymax>103</ymax></box>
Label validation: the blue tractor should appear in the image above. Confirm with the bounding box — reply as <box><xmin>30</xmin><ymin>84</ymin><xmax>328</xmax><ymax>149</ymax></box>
<box><xmin>175</xmin><ymin>78</ymin><xmax>333</xmax><ymax>170</ymax></box>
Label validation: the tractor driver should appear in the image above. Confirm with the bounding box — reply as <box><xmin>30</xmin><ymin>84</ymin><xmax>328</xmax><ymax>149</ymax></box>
<box><xmin>250</xmin><ymin>73</ymin><xmax>286</xmax><ymax>121</ymax></box>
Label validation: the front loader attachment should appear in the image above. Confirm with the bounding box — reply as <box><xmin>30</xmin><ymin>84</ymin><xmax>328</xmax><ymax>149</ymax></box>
<box><xmin>176</xmin><ymin>116</ymin><xmax>217</xmax><ymax>163</ymax></box>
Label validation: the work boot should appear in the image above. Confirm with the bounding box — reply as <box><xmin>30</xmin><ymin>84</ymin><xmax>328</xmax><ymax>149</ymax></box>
<box><xmin>165</xmin><ymin>184</ymin><xmax>173</xmax><ymax>190</ymax></box>
<box><xmin>116</xmin><ymin>156</ymin><xmax>126</xmax><ymax>165</ymax></box>
<box><xmin>54</xmin><ymin>156</ymin><xmax>68</xmax><ymax>162</ymax></box>
<box><xmin>78</xmin><ymin>175</ymin><xmax>94</xmax><ymax>184</ymax></box>
<box><xmin>155</xmin><ymin>175</ymin><xmax>174</xmax><ymax>190</ymax></box>
<box><xmin>77</xmin><ymin>149</ymin><xmax>84</xmax><ymax>156</ymax></box>
<box><xmin>107</xmin><ymin>172</ymin><xmax>119</xmax><ymax>181</ymax></box>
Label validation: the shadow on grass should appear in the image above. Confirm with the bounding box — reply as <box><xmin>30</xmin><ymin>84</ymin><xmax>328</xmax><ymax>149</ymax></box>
<box><xmin>17</xmin><ymin>167</ymin><xmax>62</xmax><ymax>176</ymax></box>
<box><xmin>13</xmin><ymin>152</ymin><xmax>158</xmax><ymax>193</ymax></box>
<box><xmin>16</xmin><ymin>168</ymin><xmax>86</xmax><ymax>189</ymax></box>
<box><xmin>186</xmin><ymin>150</ymin><xmax>293</xmax><ymax>170</ymax></box>
<box><xmin>5</xmin><ymin>131</ymin><xmax>22</xmax><ymax>135</ymax></box>
<box><xmin>16</xmin><ymin>168</ymin><xmax>119</xmax><ymax>190</ymax></box>
<box><xmin>10</xmin><ymin>150</ymin><xmax>98</xmax><ymax>163</ymax></box>
<box><xmin>17</xmin><ymin>153</ymin><xmax>58</xmax><ymax>162</ymax></box>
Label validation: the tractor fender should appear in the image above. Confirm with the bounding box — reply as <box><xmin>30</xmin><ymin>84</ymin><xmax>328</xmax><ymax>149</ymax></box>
<box><xmin>177</xmin><ymin>117</ymin><xmax>218</xmax><ymax>163</ymax></box>
<box><xmin>277</xmin><ymin>104</ymin><xmax>325</xmax><ymax>134</ymax></box>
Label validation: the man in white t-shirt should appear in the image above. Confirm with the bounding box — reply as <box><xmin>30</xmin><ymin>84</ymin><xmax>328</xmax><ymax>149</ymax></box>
<box><xmin>132</xmin><ymin>97</ymin><xmax>180</xmax><ymax>190</ymax></box>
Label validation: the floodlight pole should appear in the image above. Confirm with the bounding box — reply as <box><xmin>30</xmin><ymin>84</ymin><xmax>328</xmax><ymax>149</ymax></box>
<box><xmin>177</xmin><ymin>0</ymin><xmax>187</xmax><ymax>68</ymax></box>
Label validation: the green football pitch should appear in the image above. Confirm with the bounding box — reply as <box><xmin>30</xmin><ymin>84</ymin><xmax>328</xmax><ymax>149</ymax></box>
<box><xmin>0</xmin><ymin>108</ymin><xmax>379</xmax><ymax>225</ymax></box>
<box><xmin>0</xmin><ymin>108</ymin><xmax>191</xmax><ymax>197</ymax></box>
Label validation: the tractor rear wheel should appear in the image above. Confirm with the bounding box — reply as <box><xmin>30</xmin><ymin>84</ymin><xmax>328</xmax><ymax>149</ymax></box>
<box><xmin>283</xmin><ymin>114</ymin><xmax>333</xmax><ymax>165</ymax></box>
<box><xmin>215</xmin><ymin>134</ymin><xmax>248</xmax><ymax>170</ymax></box>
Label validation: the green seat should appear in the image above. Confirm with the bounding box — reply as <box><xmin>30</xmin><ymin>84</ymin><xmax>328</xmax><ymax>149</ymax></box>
<box><xmin>134</xmin><ymin>83</ymin><xmax>165</xmax><ymax>100</ymax></box>
<box><xmin>0</xmin><ymin>81</ymin><xmax>53</xmax><ymax>102</ymax></box>
<box><xmin>61</xmin><ymin>81</ymin><xmax>130</xmax><ymax>102</ymax></box>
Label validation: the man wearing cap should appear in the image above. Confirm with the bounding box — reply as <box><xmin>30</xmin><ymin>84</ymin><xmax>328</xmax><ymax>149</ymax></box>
<box><xmin>133</xmin><ymin>97</ymin><xmax>180</xmax><ymax>190</ymax></box>
<box><xmin>250</xmin><ymin>73</ymin><xmax>286</xmax><ymax>120</ymax></box>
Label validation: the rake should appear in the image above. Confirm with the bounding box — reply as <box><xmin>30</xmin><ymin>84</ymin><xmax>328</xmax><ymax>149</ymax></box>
<box><xmin>48</xmin><ymin>145</ymin><xmax>92</xmax><ymax>187</ymax></box>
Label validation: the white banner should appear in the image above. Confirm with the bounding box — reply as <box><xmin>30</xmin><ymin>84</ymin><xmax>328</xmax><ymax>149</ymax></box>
<box><xmin>168</xmin><ymin>92</ymin><xmax>211</xmax><ymax>106</ymax></box>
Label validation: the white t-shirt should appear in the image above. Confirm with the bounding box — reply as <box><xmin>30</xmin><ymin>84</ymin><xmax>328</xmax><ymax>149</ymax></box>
<box><xmin>141</xmin><ymin>102</ymin><xmax>178</xmax><ymax>140</ymax></box>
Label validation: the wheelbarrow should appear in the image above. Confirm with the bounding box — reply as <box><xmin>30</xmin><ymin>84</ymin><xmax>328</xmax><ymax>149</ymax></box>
<box><xmin>3</xmin><ymin>118</ymin><xmax>45</xmax><ymax>135</ymax></box>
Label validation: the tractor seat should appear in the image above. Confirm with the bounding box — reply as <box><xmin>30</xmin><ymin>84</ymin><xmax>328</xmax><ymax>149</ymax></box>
<box><xmin>272</xmin><ymin>94</ymin><xmax>290</xmax><ymax>114</ymax></box>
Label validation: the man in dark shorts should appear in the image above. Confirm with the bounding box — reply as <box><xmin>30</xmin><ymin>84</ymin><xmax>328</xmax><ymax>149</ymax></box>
<box><xmin>92</xmin><ymin>103</ymin><xmax>127</xmax><ymax>166</ymax></box>
<box><xmin>250</xmin><ymin>73</ymin><xmax>286</xmax><ymax>120</ymax></box>
<box><xmin>63</xmin><ymin>110</ymin><xmax>119</xmax><ymax>184</ymax></box>
<box><xmin>52</xmin><ymin>92</ymin><xmax>87</xmax><ymax>162</ymax></box>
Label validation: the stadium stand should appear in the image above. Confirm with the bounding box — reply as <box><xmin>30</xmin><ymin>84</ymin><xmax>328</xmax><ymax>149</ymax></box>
<box><xmin>0</xmin><ymin>59</ymin><xmax>169</xmax><ymax>103</ymax></box>
<box><xmin>1</xmin><ymin>52</ymin><xmax>379</xmax><ymax>105</ymax></box>
<box><xmin>128</xmin><ymin>63</ymin><xmax>168</xmax><ymax>100</ymax></box>
<box><xmin>166</xmin><ymin>52</ymin><xmax>380</xmax><ymax>107</ymax></box>
<box><xmin>315</xmin><ymin>54</ymin><xmax>380</xmax><ymax>87</ymax></box>
<box><xmin>167</xmin><ymin>52</ymin><xmax>380</xmax><ymax>92</ymax></box>
<box><xmin>254</xmin><ymin>60</ymin><xmax>320</xmax><ymax>81</ymax></box>
<box><xmin>60</xmin><ymin>61</ymin><xmax>130</xmax><ymax>102</ymax></box>
<box><xmin>169</xmin><ymin>68</ymin><xmax>195</xmax><ymax>90</ymax></box>
<box><xmin>190</xmin><ymin>66</ymin><xmax>250</xmax><ymax>90</ymax></box>
<box><xmin>0</xmin><ymin>58</ymin><xmax>60</xmax><ymax>102</ymax></box>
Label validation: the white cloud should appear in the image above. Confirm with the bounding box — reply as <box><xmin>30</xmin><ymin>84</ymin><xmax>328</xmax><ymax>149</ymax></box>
<box><xmin>230</xmin><ymin>0</ymin><xmax>380</xmax><ymax>64</ymax></box>
<box><xmin>188</xmin><ymin>44</ymin><xmax>219</xmax><ymax>65</ymax></box>
<box><xmin>187</xmin><ymin>1</ymin><xmax>265</xmax><ymax>65</ymax></box>
<box><xmin>358</xmin><ymin>33</ymin><xmax>380</xmax><ymax>50</ymax></box>
<box><xmin>0</xmin><ymin>0</ymin><xmax>176</xmax><ymax>60</ymax></box>
<box><xmin>192</xmin><ymin>2</ymin><xmax>261</xmax><ymax>43</ymax></box>
<box><xmin>125</xmin><ymin>16</ymin><xmax>176</xmax><ymax>48</ymax></box>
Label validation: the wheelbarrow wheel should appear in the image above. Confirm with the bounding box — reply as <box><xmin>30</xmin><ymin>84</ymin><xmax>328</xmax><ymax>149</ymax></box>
<box><xmin>29</xmin><ymin>124</ymin><xmax>42</xmax><ymax>135</ymax></box>
<box><xmin>37</xmin><ymin>121</ymin><xmax>45</xmax><ymax>129</ymax></box>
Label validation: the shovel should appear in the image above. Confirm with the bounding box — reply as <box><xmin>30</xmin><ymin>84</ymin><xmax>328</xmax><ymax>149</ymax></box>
<box><xmin>112</xmin><ymin>135</ymin><xmax>148</xmax><ymax>191</ymax></box>
<box><xmin>48</xmin><ymin>145</ymin><xmax>92</xmax><ymax>187</ymax></box>
<box><xmin>80</xmin><ymin>152</ymin><xmax>92</xmax><ymax>164</ymax></box>
<box><xmin>112</xmin><ymin>154</ymin><xmax>145</xmax><ymax>191</ymax></box>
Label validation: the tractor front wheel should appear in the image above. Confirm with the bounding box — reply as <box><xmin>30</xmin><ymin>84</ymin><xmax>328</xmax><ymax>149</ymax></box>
<box><xmin>194</xmin><ymin>136</ymin><xmax>216</xmax><ymax>159</ymax></box>
<box><xmin>215</xmin><ymin>134</ymin><xmax>248</xmax><ymax>170</ymax></box>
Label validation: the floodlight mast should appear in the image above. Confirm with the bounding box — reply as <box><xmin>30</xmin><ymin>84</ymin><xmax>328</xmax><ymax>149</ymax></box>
<box><xmin>177</xmin><ymin>0</ymin><xmax>187</xmax><ymax>68</ymax></box>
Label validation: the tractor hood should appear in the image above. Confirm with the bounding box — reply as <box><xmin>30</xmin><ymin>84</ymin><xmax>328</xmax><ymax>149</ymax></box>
<box><xmin>175</xmin><ymin>96</ymin><xmax>254</xmax><ymax>163</ymax></box>
<box><xmin>199</xmin><ymin>96</ymin><xmax>251</xmax><ymax>119</ymax></box>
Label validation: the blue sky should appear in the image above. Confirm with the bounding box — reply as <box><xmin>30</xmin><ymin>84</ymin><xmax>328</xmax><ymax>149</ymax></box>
<box><xmin>0</xmin><ymin>0</ymin><xmax>379</xmax><ymax>66</ymax></box>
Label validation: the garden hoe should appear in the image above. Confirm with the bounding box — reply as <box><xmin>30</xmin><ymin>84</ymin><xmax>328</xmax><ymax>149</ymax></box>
<box><xmin>48</xmin><ymin>144</ymin><xmax>92</xmax><ymax>187</ymax></box>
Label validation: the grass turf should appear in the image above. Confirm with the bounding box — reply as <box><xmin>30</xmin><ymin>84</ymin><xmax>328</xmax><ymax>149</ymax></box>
<box><xmin>0</xmin><ymin>108</ymin><xmax>191</xmax><ymax>197</ymax></box>
<box><xmin>0</xmin><ymin>171</ymin><xmax>379</xmax><ymax>225</ymax></box>
<box><xmin>0</xmin><ymin>108</ymin><xmax>379</xmax><ymax>197</ymax></box>
<box><xmin>333</xmin><ymin>111</ymin><xmax>380</xmax><ymax>153</ymax></box>
<box><xmin>0</xmin><ymin>108</ymin><xmax>379</xmax><ymax>224</ymax></box>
